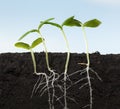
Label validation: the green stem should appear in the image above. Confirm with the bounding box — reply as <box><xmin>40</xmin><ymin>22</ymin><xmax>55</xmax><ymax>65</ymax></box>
<box><xmin>38</xmin><ymin>31</ymin><xmax>51</xmax><ymax>72</ymax></box>
<box><xmin>81</xmin><ymin>26</ymin><xmax>92</xmax><ymax>109</ymax></box>
<box><xmin>61</xmin><ymin>29</ymin><xmax>70</xmax><ymax>74</ymax></box>
<box><xmin>81</xmin><ymin>26</ymin><xmax>90</xmax><ymax>66</ymax></box>
<box><xmin>61</xmin><ymin>29</ymin><xmax>70</xmax><ymax>109</ymax></box>
<box><xmin>30</xmin><ymin>49</ymin><xmax>37</xmax><ymax>74</ymax></box>
<box><xmin>38</xmin><ymin>31</ymin><xmax>56</xmax><ymax>109</ymax></box>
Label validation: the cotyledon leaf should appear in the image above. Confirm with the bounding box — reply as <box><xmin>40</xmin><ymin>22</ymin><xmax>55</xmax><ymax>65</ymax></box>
<box><xmin>62</xmin><ymin>16</ymin><xmax>81</xmax><ymax>27</ymax></box>
<box><xmin>31</xmin><ymin>37</ymin><xmax>43</xmax><ymax>49</ymax></box>
<box><xmin>15</xmin><ymin>42</ymin><xmax>30</xmax><ymax>50</ymax></box>
<box><xmin>18</xmin><ymin>29</ymin><xmax>39</xmax><ymax>41</ymax></box>
<box><xmin>40</xmin><ymin>21</ymin><xmax>62</xmax><ymax>30</ymax></box>
<box><xmin>38</xmin><ymin>18</ymin><xmax>55</xmax><ymax>30</ymax></box>
<box><xmin>83</xmin><ymin>19</ymin><xmax>101</xmax><ymax>28</ymax></box>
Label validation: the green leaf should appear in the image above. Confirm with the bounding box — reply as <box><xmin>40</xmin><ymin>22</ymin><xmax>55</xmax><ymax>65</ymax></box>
<box><xmin>15</xmin><ymin>42</ymin><xmax>30</xmax><ymax>50</ymax></box>
<box><xmin>83</xmin><ymin>19</ymin><xmax>101</xmax><ymax>28</ymax></box>
<box><xmin>41</xmin><ymin>21</ymin><xmax>62</xmax><ymax>30</ymax></box>
<box><xmin>31</xmin><ymin>37</ymin><xmax>43</xmax><ymax>48</ymax></box>
<box><xmin>62</xmin><ymin>16</ymin><xmax>81</xmax><ymax>27</ymax></box>
<box><xmin>38</xmin><ymin>18</ymin><xmax>55</xmax><ymax>30</ymax></box>
<box><xmin>18</xmin><ymin>29</ymin><xmax>39</xmax><ymax>41</ymax></box>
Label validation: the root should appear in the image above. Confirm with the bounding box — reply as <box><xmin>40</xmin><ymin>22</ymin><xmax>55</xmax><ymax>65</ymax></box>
<box><xmin>31</xmin><ymin>70</ymin><xmax>62</xmax><ymax>109</ymax></box>
<box><xmin>63</xmin><ymin>67</ymin><xmax>102</xmax><ymax>109</ymax></box>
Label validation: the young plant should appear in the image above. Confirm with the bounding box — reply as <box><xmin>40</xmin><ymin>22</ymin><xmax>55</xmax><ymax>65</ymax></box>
<box><xmin>38</xmin><ymin>18</ymin><xmax>61</xmax><ymax>109</ymax></box>
<box><xmin>40</xmin><ymin>19</ymin><xmax>71</xmax><ymax>109</ymax></box>
<box><xmin>18</xmin><ymin>18</ymin><xmax>55</xmax><ymax>74</ymax></box>
<box><xmin>62</xmin><ymin>16</ymin><xmax>102</xmax><ymax>109</ymax></box>
<box><xmin>15</xmin><ymin>37</ymin><xmax>43</xmax><ymax>74</ymax></box>
<box><xmin>16</xmin><ymin>19</ymin><xmax>60</xmax><ymax>109</ymax></box>
<box><xmin>38</xmin><ymin>18</ymin><xmax>55</xmax><ymax>73</ymax></box>
<box><xmin>79</xmin><ymin>19</ymin><xmax>101</xmax><ymax>109</ymax></box>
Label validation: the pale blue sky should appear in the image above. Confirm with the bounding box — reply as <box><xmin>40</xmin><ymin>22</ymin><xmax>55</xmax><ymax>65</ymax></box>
<box><xmin>0</xmin><ymin>0</ymin><xmax>120</xmax><ymax>54</ymax></box>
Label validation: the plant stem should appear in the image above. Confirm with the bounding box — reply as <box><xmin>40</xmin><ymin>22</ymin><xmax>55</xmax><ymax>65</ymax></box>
<box><xmin>81</xmin><ymin>26</ymin><xmax>92</xmax><ymax>109</ymax></box>
<box><xmin>30</xmin><ymin>47</ymin><xmax>53</xmax><ymax>109</ymax></box>
<box><xmin>38</xmin><ymin>31</ymin><xmax>57</xmax><ymax>75</ymax></box>
<box><xmin>61</xmin><ymin>29</ymin><xmax>70</xmax><ymax>109</ymax></box>
<box><xmin>38</xmin><ymin>31</ymin><xmax>56</xmax><ymax>109</ymax></box>
<box><xmin>30</xmin><ymin>49</ymin><xmax>37</xmax><ymax>74</ymax></box>
<box><xmin>81</xmin><ymin>26</ymin><xmax>90</xmax><ymax>66</ymax></box>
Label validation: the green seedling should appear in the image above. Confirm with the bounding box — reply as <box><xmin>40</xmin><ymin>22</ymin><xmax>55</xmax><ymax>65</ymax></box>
<box><xmin>79</xmin><ymin>19</ymin><xmax>101</xmax><ymax>109</ymax></box>
<box><xmin>18</xmin><ymin>18</ymin><xmax>55</xmax><ymax>74</ymax></box>
<box><xmin>14</xmin><ymin>17</ymin><xmax>102</xmax><ymax>109</ymax></box>
<box><xmin>16</xmin><ymin>19</ymin><xmax>60</xmax><ymax>109</ymax></box>
<box><xmin>15</xmin><ymin>37</ymin><xmax>43</xmax><ymax>74</ymax></box>
<box><xmin>62</xmin><ymin>16</ymin><xmax>102</xmax><ymax>109</ymax></box>
<box><xmin>15</xmin><ymin>37</ymin><xmax>54</xmax><ymax>109</ymax></box>
<box><xmin>40</xmin><ymin>19</ymin><xmax>71</xmax><ymax>109</ymax></box>
<box><xmin>38</xmin><ymin>18</ymin><xmax>57</xmax><ymax>74</ymax></box>
<box><xmin>38</xmin><ymin>18</ymin><xmax>62</xmax><ymax>109</ymax></box>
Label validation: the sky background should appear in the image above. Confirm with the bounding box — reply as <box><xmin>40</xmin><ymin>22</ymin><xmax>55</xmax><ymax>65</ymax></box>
<box><xmin>0</xmin><ymin>0</ymin><xmax>120</xmax><ymax>54</ymax></box>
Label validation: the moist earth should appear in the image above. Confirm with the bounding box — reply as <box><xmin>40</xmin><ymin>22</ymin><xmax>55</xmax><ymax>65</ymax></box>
<box><xmin>0</xmin><ymin>52</ymin><xmax>120</xmax><ymax>109</ymax></box>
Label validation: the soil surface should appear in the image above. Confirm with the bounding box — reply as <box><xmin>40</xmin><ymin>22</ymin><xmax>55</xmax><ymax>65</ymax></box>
<box><xmin>0</xmin><ymin>52</ymin><xmax>120</xmax><ymax>109</ymax></box>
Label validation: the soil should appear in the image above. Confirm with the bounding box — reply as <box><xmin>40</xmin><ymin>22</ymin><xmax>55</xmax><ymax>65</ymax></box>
<box><xmin>0</xmin><ymin>52</ymin><xmax>120</xmax><ymax>109</ymax></box>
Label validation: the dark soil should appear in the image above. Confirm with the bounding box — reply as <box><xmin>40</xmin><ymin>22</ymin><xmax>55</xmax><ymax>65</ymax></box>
<box><xmin>0</xmin><ymin>52</ymin><xmax>120</xmax><ymax>109</ymax></box>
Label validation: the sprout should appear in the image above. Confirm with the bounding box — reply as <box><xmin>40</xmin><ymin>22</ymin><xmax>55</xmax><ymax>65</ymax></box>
<box><xmin>79</xmin><ymin>19</ymin><xmax>101</xmax><ymax>109</ymax></box>
<box><xmin>39</xmin><ymin>19</ymin><xmax>71</xmax><ymax>109</ymax></box>
<box><xmin>38</xmin><ymin>18</ymin><xmax>56</xmax><ymax>73</ymax></box>
<box><xmin>14</xmin><ymin>16</ymin><xmax>102</xmax><ymax>109</ymax></box>
<box><xmin>15</xmin><ymin>37</ymin><xmax>43</xmax><ymax>74</ymax></box>
<box><xmin>15</xmin><ymin>18</ymin><xmax>60</xmax><ymax>109</ymax></box>
<box><xmin>80</xmin><ymin>19</ymin><xmax>101</xmax><ymax>66</ymax></box>
<box><xmin>62</xmin><ymin>16</ymin><xmax>101</xmax><ymax>109</ymax></box>
<box><xmin>18</xmin><ymin>18</ymin><xmax>56</xmax><ymax>75</ymax></box>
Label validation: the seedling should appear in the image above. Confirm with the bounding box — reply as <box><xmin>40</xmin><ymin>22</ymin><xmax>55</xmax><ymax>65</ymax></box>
<box><xmin>15</xmin><ymin>37</ymin><xmax>43</xmax><ymax>74</ymax></box>
<box><xmin>15</xmin><ymin>37</ymin><xmax>54</xmax><ymax>109</ymax></box>
<box><xmin>40</xmin><ymin>19</ymin><xmax>72</xmax><ymax>109</ymax></box>
<box><xmin>62</xmin><ymin>16</ymin><xmax>102</xmax><ymax>109</ymax></box>
<box><xmin>79</xmin><ymin>19</ymin><xmax>101</xmax><ymax>109</ymax></box>
<box><xmin>38</xmin><ymin>18</ymin><xmax>62</xmax><ymax>109</ymax></box>
<box><xmin>14</xmin><ymin>17</ymin><xmax>102</xmax><ymax>109</ymax></box>
<box><xmin>16</xmin><ymin>19</ymin><xmax>60</xmax><ymax>109</ymax></box>
<box><xmin>18</xmin><ymin>18</ymin><xmax>55</xmax><ymax>74</ymax></box>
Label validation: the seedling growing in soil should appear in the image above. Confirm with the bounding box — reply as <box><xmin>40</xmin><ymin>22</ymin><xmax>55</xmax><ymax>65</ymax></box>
<box><xmin>18</xmin><ymin>18</ymin><xmax>58</xmax><ymax>75</ymax></box>
<box><xmin>15</xmin><ymin>39</ymin><xmax>53</xmax><ymax>108</ymax></box>
<box><xmin>38</xmin><ymin>18</ymin><xmax>62</xmax><ymax>109</ymax></box>
<box><xmin>63</xmin><ymin>16</ymin><xmax>102</xmax><ymax>109</ymax></box>
<box><xmin>40</xmin><ymin>19</ymin><xmax>71</xmax><ymax>109</ymax></box>
<box><xmin>18</xmin><ymin>18</ymin><xmax>55</xmax><ymax>74</ymax></box>
<box><xmin>14</xmin><ymin>17</ymin><xmax>102</xmax><ymax>109</ymax></box>
<box><xmin>15</xmin><ymin>19</ymin><xmax>60</xmax><ymax>109</ymax></box>
<box><xmin>79</xmin><ymin>18</ymin><xmax>101</xmax><ymax>109</ymax></box>
<box><xmin>15</xmin><ymin>37</ymin><xmax>43</xmax><ymax>74</ymax></box>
